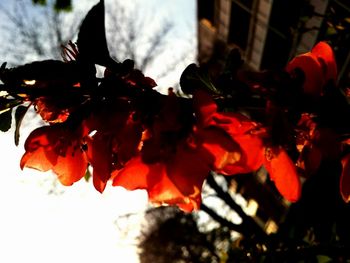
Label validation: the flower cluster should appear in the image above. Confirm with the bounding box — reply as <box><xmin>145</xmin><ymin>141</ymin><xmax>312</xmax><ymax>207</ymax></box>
<box><xmin>18</xmin><ymin>71</ymin><xmax>303</xmax><ymax>212</ymax></box>
<box><xmin>0</xmin><ymin>0</ymin><xmax>349</xmax><ymax>212</ymax></box>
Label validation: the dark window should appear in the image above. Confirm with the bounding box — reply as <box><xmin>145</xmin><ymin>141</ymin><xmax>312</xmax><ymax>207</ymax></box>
<box><xmin>261</xmin><ymin>0</ymin><xmax>307</xmax><ymax>70</ymax></box>
<box><xmin>197</xmin><ymin>0</ymin><xmax>215</xmax><ymax>23</ymax></box>
<box><xmin>228</xmin><ymin>0</ymin><xmax>253</xmax><ymax>50</ymax></box>
<box><xmin>317</xmin><ymin>0</ymin><xmax>350</xmax><ymax>79</ymax></box>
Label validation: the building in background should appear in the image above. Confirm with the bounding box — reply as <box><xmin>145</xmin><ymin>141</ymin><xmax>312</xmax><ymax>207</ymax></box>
<box><xmin>197</xmin><ymin>0</ymin><xmax>350</xmax><ymax>234</ymax></box>
<box><xmin>197</xmin><ymin>0</ymin><xmax>350</xmax><ymax>84</ymax></box>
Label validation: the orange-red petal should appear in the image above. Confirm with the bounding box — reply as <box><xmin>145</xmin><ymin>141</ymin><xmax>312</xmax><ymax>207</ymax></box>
<box><xmin>195</xmin><ymin>127</ymin><xmax>241</xmax><ymax>172</ymax></box>
<box><xmin>113</xmin><ymin>143</ymin><xmax>211</xmax><ymax>212</ymax></box>
<box><xmin>20</xmin><ymin>126</ymin><xmax>59</xmax><ymax>171</ymax></box>
<box><xmin>264</xmin><ymin>148</ymin><xmax>301</xmax><ymax>202</ymax></box>
<box><xmin>53</xmin><ymin>145</ymin><xmax>87</xmax><ymax>186</ymax></box>
<box><xmin>87</xmin><ymin>133</ymin><xmax>112</xmax><ymax>193</ymax></box>
<box><xmin>20</xmin><ymin>147</ymin><xmax>57</xmax><ymax>172</ymax></box>
<box><xmin>20</xmin><ymin>125</ymin><xmax>88</xmax><ymax>186</ymax></box>
<box><xmin>166</xmin><ymin>145</ymin><xmax>211</xmax><ymax>209</ymax></box>
<box><xmin>311</xmin><ymin>41</ymin><xmax>337</xmax><ymax>84</ymax></box>
<box><xmin>286</xmin><ymin>52</ymin><xmax>324</xmax><ymax>97</ymax></box>
<box><xmin>113</xmin><ymin>157</ymin><xmax>195</xmax><ymax>211</ymax></box>
<box><xmin>221</xmin><ymin>133</ymin><xmax>265</xmax><ymax>175</ymax></box>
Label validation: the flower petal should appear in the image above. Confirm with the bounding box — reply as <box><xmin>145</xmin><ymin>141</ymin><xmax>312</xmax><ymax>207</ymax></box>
<box><xmin>112</xmin><ymin>156</ymin><xmax>150</xmax><ymax>189</ymax></box>
<box><xmin>53</xmin><ymin>145</ymin><xmax>87</xmax><ymax>186</ymax></box>
<box><xmin>20</xmin><ymin>126</ymin><xmax>58</xmax><ymax>171</ymax></box>
<box><xmin>286</xmin><ymin>52</ymin><xmax>324</xmax><ymax>97</ymax></box>
<box><xmin>311</xmin><ymin>41</ymin><xmax>337</xmax><ymax>84</ymax></box>
<box><xmin>222</xmin><ymin>133</ymin><xmax>265</xmax><ymax>175</ymax></box>
<box><xmin>113</xmin><ymin>157</ymin><xmax>193</xmax><ymax>211</ymax></box>
<box><xmin>196</xmin><ymin>127</ymin><xmax>241</xmax><ymax>172</ymax></box>
<box><xmin>264</xmin><ymin>148</ymin><xmax>301</xmax><ymax>202</ymax></box>
<box><xmin>20</xmin><ymin>147</ymin><xmax>57</xmax><ymax>172</ymax></box>
<box><xmin>193</xmin><ymin>89</ymin><xmax>218</xmax><ymax>127</ymax></box>
<box><xmin>166</xmin><ymin>145</ymin><xmax>211</xmax><ymax>210</ymax></box>
<box><xmin>88</xmin><ymin>133</ymin><xmax>112</xmax><ymax>193</ymax></box>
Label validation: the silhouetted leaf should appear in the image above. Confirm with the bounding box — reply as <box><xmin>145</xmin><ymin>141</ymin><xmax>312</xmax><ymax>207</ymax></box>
<box><xmin>77</xmin><ymin>0</ymin><xmax>116</xmax><ymax>69</ymax></box>
<box><xmin>180</xmin><ymin>63</ymin><xmax>219</xmax><ymax>95</ymax></box>
<box><xmin>32</xmin><ymin>0</ymin><xmax>46</xmax><ymax>5</ymax></box>
<box><xmin>54</xmin><ymin>0</ymin><xmax>72</xmax><ymax>12</ymax></box>
<box><xmin>0</xmin><ymin>109</ymin><xmax>12</xmax><ymax>132</ymax></box>
<box><xmin>0</xmin><ymin>98</ymin><xmax>22</xmax><ymax>113</ymax></box>
<box><xmin>14</xmin><ymin>106</ymin><xmax>29</xmax><ymax>146</ymax></box>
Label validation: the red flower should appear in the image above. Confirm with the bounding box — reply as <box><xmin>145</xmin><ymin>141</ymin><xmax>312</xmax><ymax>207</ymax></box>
<box><xmin>264</xmin><ymin>147</ymin><xmax>301</xmax><ymax>202</ymax></box>
<box><xmin>21</xmin><ymin>100</ymin><xmax>143</xmax><ymax>193</ymax></box>
<box><xmin>311</xmin><ymin>41</ymin><xmax>337</xmax><ymax>85</ymax></box>
<box><xmin>35</xmin><ymin>97</ymin><xmax>70</xmax><ymax>123</ymax></box>
<box><xmin>296</xmin><ymin>114</ymin><xmax>342</xmax><ymax>178</ymax></box>
<box><xmin>286</xmin><ymin>41</ymin><xmax>337</xmax><ymax>97</ymax></box>
<box><xmin>286</xmin><ymin>51</ymin><xmax>324</xmax><ymax>96</ymax></box>
<box><xmin>85</xmin><ymin>112</ymin><xmax>143</xmax><ymax>193</ymax></box>
<box><xmin>20</xmin><ymin>124</ymin><xmax>88</xmax><ymax>186</ymax></box>
<box><xmin>112</xmin><ymin>90</ymin><xmax>242</xmax><ymax>211</ymax></box>
<box><xmin>193</xmin><ymin>89</ymin><xmax>264</xmax><ymax>175</ymax></box>
<box><xmin>112</xmin><ymin>144</ymin><xmax>211</xmax><ymax>212</ymax></box>
<box><xmin>193</xmin><ymin>89</ymin><xmax>301</xmax><ymax>202</ymax></box>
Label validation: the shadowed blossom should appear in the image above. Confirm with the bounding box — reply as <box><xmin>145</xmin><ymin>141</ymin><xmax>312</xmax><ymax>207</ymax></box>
<box><xmin>286</xmin><ymin>41</ymin><xmax>337</xmax><ymax>97</ymax></box>
<box><xmin>193</xmin><ymin>89</ymin><xmax>301</xmax><ymax>202</ymax></box>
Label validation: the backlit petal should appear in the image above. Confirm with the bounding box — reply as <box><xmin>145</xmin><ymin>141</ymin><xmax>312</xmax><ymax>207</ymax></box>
<box><xmin>221</xmin><ymin>133</ymin><xmax>264</xmax><ymax>175</ymax></box>
<box><xmin>20</xmin><ymin>147</ymin><xmax>57</xmax><ymax>172</ymax></box>
<box><xmin>20</xmin><ymin>126</ymin><xmax>59</xmax><ymax>170</ymax></box>
<box><xmin>196</xmin><ymin>127</ymin><xmax>241</xmax><ymax>172</ymax></box>
<box><xmin>112</xmin><ymin>156</ymin><xmax>150</xmax><ymax>189</ymax></box>
<box><xmin>166</xmin><ymin>145</ymin><xmax>211</xmax><ymax>209</ymax></box>
<box><xmin>88</xmin><ymin>133</ymin><xmax>112</xmax><ymax>193</ymax></box>
<box><xmin>53</xmin><ymin>145</ymin><xmax>87</xmax><ymax>186</ymax></box>
<box><xmin>264</xmin><ymin>148</ymin><xmax>301</xmax><ymax>202</ymax></box>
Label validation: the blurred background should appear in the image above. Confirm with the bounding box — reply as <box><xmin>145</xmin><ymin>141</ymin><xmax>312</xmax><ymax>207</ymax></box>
<box><xmin>0</xmin><ymin>0</ymin><xmax>350</xmax><ymax>262</ymax></box>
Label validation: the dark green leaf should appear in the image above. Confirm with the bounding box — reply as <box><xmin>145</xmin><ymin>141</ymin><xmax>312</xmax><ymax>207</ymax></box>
<box><xmin>0</xmin><ymin>98</ymin><xmax>22</xmax><ymax>113</ymax></box>
<box><xmin>180</xmin><ymin>63</ymin><xmax>220</xmax><ymax>95</ymax></box>
<box><xmin>54</xmin><ymin>0</ymin><xmax>72</xmax><ymax>12</ymax></box>
<box><xmin>14</xmin><ymin>106</ymin><xmax>29</xmax><ymax>146</ymax></box>
<box><xmin>84</xmin><ymin>167</ymin><xmax>91</xmax><ymax>182</ymax></box>
<box><xmin>0</xmin><ymin>109</ymin><xmax>12</xmax><ymax>132</ymax></box>
<box><xmin>32</xmin><ymin>0</ymin><xmax>46</xmax><ymax>5</ymax></box>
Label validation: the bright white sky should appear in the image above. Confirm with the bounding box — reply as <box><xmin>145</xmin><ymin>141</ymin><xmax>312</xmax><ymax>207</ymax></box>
<box><xmin>0</xmin><ymin>1</ymin><xmax>196</xmax><ymax>262</ymax></box>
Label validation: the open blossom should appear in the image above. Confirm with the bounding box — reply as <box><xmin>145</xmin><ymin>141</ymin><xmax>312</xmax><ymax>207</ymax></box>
<box><xmin>20</xmin><ymin>123</ymin><xmax>88</xmax><ymax>186</ymax></box>
<box><xmin>193</xmin><ymin>89</ymin><xmax>301</xmax><ymax>202</ymax></box>
<box><xmin>286</xmin><ymin>41</ymin><xmax>337</xmax><ymax>97</ymax></box>
<box><xmin>112</xmin><ymin>90</ymin><xmax>242</xmax><ymax>212</ymax></box>
<box><xmin>35</xmin><ymin>97</ymin><xmax>71</xmax><ymax>123</ymax></box>
<box><xmin>112</xmin><ymin>144</ymin><xmax>211</xmax><ymax>212</ymax></box>
<box><xmin>112</xmin><ymin>88</ymin><xmax>301</xmax><ymax>211</ymax></box>
<box><xmin>20</xmin><ymin>99</ymin><xmax>143</xmax><ymax>193</ymax></box>
<box><xmin>21</xmin><ymin>42</ymin><xmax>342</xmax><ymax>210</ymax></box>
<box><xmin>85</xmin><ymin>110</ymin><xmax>143</xmax><ymax>192</ymax></box>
